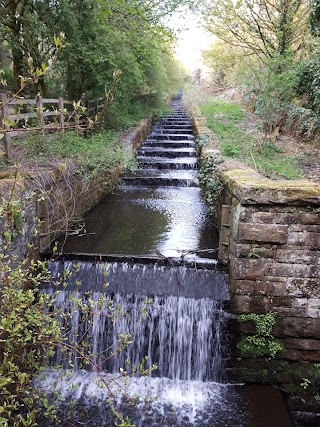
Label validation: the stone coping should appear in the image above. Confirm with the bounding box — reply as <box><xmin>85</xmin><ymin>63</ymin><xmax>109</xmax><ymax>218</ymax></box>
<box><xmin>192</xmin><ymin>109</ymin><xmax>320</xmax><ymax>206</ymax></box>
<box><xmin>220</xmin><ymin>168</ymin><xmax>320</xmax><ymax>205</ymax></box>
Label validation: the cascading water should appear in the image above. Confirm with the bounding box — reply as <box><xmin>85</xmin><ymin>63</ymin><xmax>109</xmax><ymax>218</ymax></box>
<box><xmin>38</xmin><ymin>99</ymin><xmax>293</xmax><ymax>426</ymax></box>
<box><xmin>38</xmin><ymin>260</ymin><xmax>241</xmax><ymax>427</ymax></box>
<box><xmin>44</xmin><ymin>288</ymin><xmax>226</xmax><ymax>382</ymax></box>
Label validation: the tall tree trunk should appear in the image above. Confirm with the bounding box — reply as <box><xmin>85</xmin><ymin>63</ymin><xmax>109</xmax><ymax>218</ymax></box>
<box><xmin>12</xmin><ymin>45</ymin><xmax>24</xmax><ymax>93</ymax></box>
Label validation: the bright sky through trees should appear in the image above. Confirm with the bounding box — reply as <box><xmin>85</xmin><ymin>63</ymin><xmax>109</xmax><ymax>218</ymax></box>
<box><xmin>168</xmin><ymin>10</ymin><xmax>214</xmax><ymax>73</ymax></box>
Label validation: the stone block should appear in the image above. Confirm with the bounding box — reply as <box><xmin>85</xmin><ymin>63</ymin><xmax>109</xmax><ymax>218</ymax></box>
<box><xmin>276</xmin><ymin>249</ymin><xmax>317</xmax><ymax>264</ymax></box>
<box><xmin>284</xmin><ymin>338</ymin><xmax>320</xmax><ymax>351</ymax></box>
<box><xmin>219</xmin><ymin>225</ymin><xmax>230</xmax><ymax>245</ymax></box>
<box><xmin>310</xmin><ymin>266</ymin><xmax>320</xmax><ymax>278</ymax></box>
<box><xmin>237</xmin><ymin>223</ymin><xmax>288</xmax><ymax>244</ymax></box>
<box><xmin>302</xmin><ymin>213</ymin><xmax>320</xmax><ymax>224</ymax></box>
<box><xmin>271</xmin><ymin>297</ymin><xmax>309</xmax><ymax>318</ymax></box>
<box><xmin>313</xmin><ymin>233</ymin><xmax>320</xmax><ymax>250</ymax></box>
<box><xmin>230</xmin><ymin>242</ymin><xmax>251</xmax><ymax>257</ymax></box>
<box><xmin>231</xmin><ymin>295</ymin><xmax>251</xmax><ymax>313</ymax></box>
<box><xmin>287</xmin><ymin>278</ymin><xmax>320</xmax><ymax>298</ymax></box>
<box><xmin>252</xmin><ymin>212</ymin><xmax>276</xmax><ymax>224</ymax></box>
<box><xmin>265</xmin><ymin>263</ymin><xmax>311</xmax><ymax>278</ymax></box>
<box><xmin>231</xmin><ymin>279</ymin><xmax>255</xmax><ymax>295</ymax></box>
<box><xmin>249</xmin><ymin>296</ymin><xmax>271</xmax><ymax>313</ymax></box>
<box><xmin>218</xmin><ymin>244</ymin><xmax>229</xmax><ymax>265</ymax></box>
<box><xmin>293</xmin><ymin>298</ymin><xmax>320</xmax><ymax>318</ymax></box>
<box><xmin>239</xmin><ymin>206</ymin><xmax>254</xmax><ymax>222</ymax></box>
<box><xmin>231</xmin><ymin>258</ymin><xmax>267</xmax><ymax>280</ymax></box>
<box><xmin>221</xmin><ymin>205</ymin><xmax>231</xmax><ymax>225</ymax></box>
<box><xmin>283</xmin><ymin>349</ymin><xmax>320</xmax><ymax>362</ymax></box>
<box><xmin>232</xmin><ymin>243</ymin><xmax>275</xmax><ymax>259</ymax></box>
<box><xmin>276</xmin><ymin>317</ymin><xmax>320</xmax><ymax>339</ymax></box>
<box><xmin>287</xmin><ymin>230</ymin><xmax>313</xmax><ymax>246</ymax></box>
<box><xmin>272</xmin><ymin>306</ymin><xmax>307</xmax><ymax>317</ymax></box>
<box><xmin>306</xmin><ymin>225</ymin><xmax>320</xmax><ymax>232</ymax></box>
<box><xmin>275</xmin><ymin>213</ymin><xmax>302</xmax><ymax>225</ymax></box>
<box><xmin>275</xmin><ymin>212</ymin><xmax>320</xmax><ymax>225</ymax></box>
<box><xmin>231</xmin><ymin>319</ymin><xmax>256</xmax><ymax>334</ymax></box>
<box><xmin>255</xmin><ymin>279</ymin><xmax>287</xmax><ymax>297</ymax></box>
<box><xmin>288</xmin><ymin>224</ymin><xmax>307</xmax><ymax>232</ymax></box>
<box><xmin>271</xmin><ymin>296</ymin><xmax>296</xmax><ymax>308</ymax></box>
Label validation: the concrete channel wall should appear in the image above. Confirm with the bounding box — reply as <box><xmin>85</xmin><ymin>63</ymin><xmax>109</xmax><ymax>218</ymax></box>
<box><xmin>193</xmin><ymin>110</ymin><xmax>320</xmax><ymax>425</ymax></box>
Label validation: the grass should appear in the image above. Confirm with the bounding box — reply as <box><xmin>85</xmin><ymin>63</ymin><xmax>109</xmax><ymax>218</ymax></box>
<box><xmin>199</xmin><ymin>98</ymin><xmax>302</xmax><ymax>180</ymax></box>
<box><xmin>11</xmin><ymin>130</ymin><xmax>137</xmax><ymax>178</ymax></box>
<box><xmin>201</xmin><ymin>99</ymin><xmax>245</xmax><ymax>122</ymax></box>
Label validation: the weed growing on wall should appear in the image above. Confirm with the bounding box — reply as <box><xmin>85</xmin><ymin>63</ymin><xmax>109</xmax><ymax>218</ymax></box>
<box><xmin>195</xmin><ymin>134</ymin><xmax>209</xmax><ymax>157</ymax></box>
<box><xmin>237</xmin><ymin>311</ymin><xmax>283</xmax><ymax>359</ymax></box>
<box><xmin>198</xmin><ymin>155</ymin><xmax>223</xmax><ymax>217</ymax></box>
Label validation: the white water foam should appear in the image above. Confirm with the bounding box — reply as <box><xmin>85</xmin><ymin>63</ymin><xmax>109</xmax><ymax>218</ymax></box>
<box><xmin>37</xmin><ymin>369</ymin><xmax>245</xmax><ymax>427</ymax></box>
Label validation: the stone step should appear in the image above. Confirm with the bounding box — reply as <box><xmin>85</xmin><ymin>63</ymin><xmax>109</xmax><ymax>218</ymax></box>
<box><xmin>122</xmin><ymin>169</ymin><xmax>198</xmax><ymax>179</ymax></box>
<box><xmin>121</xmin><ymin>176</ymin><xmax>198</xmax><ymax>188</ymax></box>
<box><xmin>136</xmin><ymin>157</ymin><xmax>198</xmax><ymax>170</ymax></box>
<box><xmin>153</xmin><ymin>124</ymin><xmax>193</xmax><ymax>128</ymax></box>
<box><xmin>155</xmin><ymin>121</ymin><xmax>193</xmax><ymax>126</ymax></box>
<box><xmin>161</xmin><ymin>114</ymin><xmax>190</xmax><ymax>120</ymax></box>
<box><xmin>152</xmin><ymin>127</ymin><xmax>194</xmax><ymax>134</ymax></box>
<box><xmin>137</xmin><ymin>148</ymin><xmax>196</xmax><ymax>158</ymax></box>
<box><xmin>148</xmin><ymin>133</ymin><xmax>194</xmax><ymax>141</ymax></box>
<box><xmin>142</xmin><ymin>140</ymin><xmax>194</xmax><ymax>148</ymax></box>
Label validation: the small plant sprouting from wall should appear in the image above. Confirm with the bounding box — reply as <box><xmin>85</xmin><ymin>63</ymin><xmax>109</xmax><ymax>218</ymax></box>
<box><xmin>237</xmin><ymin>311</ymin><xmax>283</xmax><ymax>359</ymax></box>
<box><xmin>195</xmin><ymin>134</ymin><xmax>209</xmax><ymax>156</ymax></box>
<box><xmin>198</xmin><ymin>155</ymin><xmax>223</xmax><ymax>216</ymax></box>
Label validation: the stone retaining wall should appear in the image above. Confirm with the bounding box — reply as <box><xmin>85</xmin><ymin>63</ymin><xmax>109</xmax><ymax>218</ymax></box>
<box><xmin>39</xmin><ymin>116</ymin><xmax>153</xmax><ymax>252</ymax></box>
<box><xmin>193</xmin><ymin>110</ymin><xmax>320</xmax><ymax>426</ymax></box>
<box><xmin>0</xmin><ymin>117</ymin><xmax>153</xmax><ymax>257</ymax></box>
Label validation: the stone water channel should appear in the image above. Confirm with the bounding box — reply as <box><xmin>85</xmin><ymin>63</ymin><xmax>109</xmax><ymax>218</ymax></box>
<box><xmin>40</xmin><ymin>99</ymin><xmax>294</xmax><ymax>426</ymax></box>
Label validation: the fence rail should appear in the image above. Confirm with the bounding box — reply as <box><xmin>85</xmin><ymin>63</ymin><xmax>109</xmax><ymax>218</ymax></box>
<box><xmin>0</xmin><ymin>93</ymin><xmax>105</xmax><ymax>160</ymax></box>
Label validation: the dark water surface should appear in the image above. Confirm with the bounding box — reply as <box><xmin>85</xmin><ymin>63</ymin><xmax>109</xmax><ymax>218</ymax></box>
<box><xmin>61</xmin><ymin>186</ymin><xmax>219</xmax><ymax>260</ymax></box>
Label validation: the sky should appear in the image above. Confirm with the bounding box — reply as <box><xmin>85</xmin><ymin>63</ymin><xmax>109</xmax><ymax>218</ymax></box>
<box><xmin>168</xmin><ymin>10</ymin><xmax>215</xmax><ymax>73</ymax></box>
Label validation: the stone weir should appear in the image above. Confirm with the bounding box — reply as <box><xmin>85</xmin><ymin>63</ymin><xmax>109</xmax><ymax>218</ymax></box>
<box><xmin>59</xmin><ymin>100</ymin><xmax>220</xmax><ymax>268</ymax></box>
<box><xmin>42</xmin><ymin>100</ymin><xmax>294</xmax><ymax>427</ymax></box>
<box><xmin>194</xmin><ymin>111</ymin><xmax>320</xmax><ymax>426</ymax></box>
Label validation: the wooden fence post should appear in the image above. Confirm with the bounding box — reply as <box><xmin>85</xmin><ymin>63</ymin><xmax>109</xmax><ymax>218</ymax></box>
<box><xmin>36</xmin><ymin>93</ymin><xmax>44</xmax><ymax>137</ymax></box>
<box><xmin>37</xmin><ymin>198</ymin><xmax>51</xmax><ymax>253</ymax></box>
<box><xmin>58</xmin><ymin>96</ymin><xmax>64</xmax><ymax>133</ymax></box>
<box><xmin>0</xmin><ymin>93</ymin><xmax>13</xmax><ymax>161</ymax></box>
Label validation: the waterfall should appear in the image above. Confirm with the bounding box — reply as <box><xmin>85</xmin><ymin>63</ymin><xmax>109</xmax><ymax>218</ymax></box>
<box><xmin>37</xmin><ymin>261</ymin><xmax>239</xmax><ymax>427</ymax></box>
<box><xmin>47</xmin><ymin>260</ymin><xmax>229</xmax><ymax>300</ymax></box>
<box><xmin>45</xmin><ymin>289</ymin><xmax>227</xmax><ymax>382</ymax></box>
<box><xmin>34</xmin><ymin>98</ymin><xmax>294</xmax><ymax>426</ymax></box>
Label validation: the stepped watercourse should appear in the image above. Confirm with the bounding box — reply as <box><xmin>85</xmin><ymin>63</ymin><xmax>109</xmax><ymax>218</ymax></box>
<box><xmin>39</xmin><ymin>99</ymin><xmax>294</xmax><ymax>426</ymax></box>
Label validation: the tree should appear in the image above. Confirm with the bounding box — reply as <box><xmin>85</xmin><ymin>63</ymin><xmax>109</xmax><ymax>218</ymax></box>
<box><xmin>202</xmin><ymin>40</ymin><xmax>244</xmax><ymax>85</ymax></box>
<box><xmin>202</xmin><ymin>0</ymin><xmax>311</xmax><ymax>62</ymax></box>
<box><xmin>0</xmin><ymin>0</ymin><xmax>55</xmax><ymax>93</ymax></box>
<box><xmin>310</xmin><ymin>0</ymin><xmax>320</xmax><ymax>35</ymax></box>
<box><xmin>0</xmin><ymin>0</ymin><xmax>188</xmax><ymax>128</ymax></box>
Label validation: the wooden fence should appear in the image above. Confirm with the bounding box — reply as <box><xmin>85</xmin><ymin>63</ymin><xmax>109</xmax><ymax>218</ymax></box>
<box><xmin>0</xmin><ymin>93</ymin><xmax>105</xmax><ymax>160</ymax></box>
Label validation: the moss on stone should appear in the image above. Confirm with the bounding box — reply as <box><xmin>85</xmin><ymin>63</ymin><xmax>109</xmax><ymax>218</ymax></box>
<box><xmin>219</xmin><ymin>167</ymin><xmax>320</xmax><ymax>205</ymax></box>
